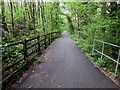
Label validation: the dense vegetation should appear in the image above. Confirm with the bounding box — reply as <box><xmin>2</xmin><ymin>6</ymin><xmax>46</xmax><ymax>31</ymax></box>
<box><xmin>1</xmin><ymin>1</ymin><xmax>65</xmax><ymax>44</ymax></box>
<box><xmin>1</xmin><ymin>1</ymin><xmax>65</xmax><ymax>70</ymax></box>
<box><xmin>64</xmin><ymin>2</ymin><xmax>120</xmax><ymax>76</ymax></box>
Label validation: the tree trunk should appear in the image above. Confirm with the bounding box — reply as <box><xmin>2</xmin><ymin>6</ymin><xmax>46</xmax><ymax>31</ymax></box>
<box><xmin>2</xmin><ymin>1</ymin><xmax>9</xmax><ymax>32</ymax></box>
<box><xmin>10</xmin><ymin>1</ymin><xmax>14</xmax><ymax>32</ymax></box>
<box><xmin>66</xmin><ymin>15</ymin><xmax>74</xmax><ymax>34</ymax></box>
<box><xmin>32</xmin><ymin>2</ymin><xmax>36</xmax><ymax>32</ymax></box>
<box><xmin>38</xmin><ymin>1</ymin><xmax>41</xmax><ymax>25</ymax></box>
<box><xmin>41</xmin><ymin>0</ymin><xmax>45</xmax><ymax>34</ymax></box>
<box><xmin>101</xmin><ymin>2</ymin><xmax>107</xmax><ymax>17</ymax></box>
<box><xmin>77</xmin><ymin>12</ymin><xmax>80</xmax><ymax>31</ymax></box>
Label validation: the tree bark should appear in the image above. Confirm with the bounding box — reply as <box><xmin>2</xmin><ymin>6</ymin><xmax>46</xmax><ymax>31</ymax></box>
<box><xmin>41</xmin><ymin>0</ymin><xmax>45</xmax><ymax>34</ymax></box>
<box><xmin>10</xmin><ymin>1</ymin><xmax>15</xmax><ymax>31</ymax></box>
<box><xmin>1</xmin><ymin>1</ymin><xmax>9</xmax><ymax>32</ymax></box>
<box><xmin>66</xmin><ymin>15</ymin><xmax>74</xmax><ymax>34</ymax></box>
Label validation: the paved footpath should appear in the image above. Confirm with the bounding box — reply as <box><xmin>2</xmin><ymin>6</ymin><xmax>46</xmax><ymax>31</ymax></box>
<box><xmin>16</xmin><ymin>31</ymin><xmax>119</xmax><ymax>88</ymax></box>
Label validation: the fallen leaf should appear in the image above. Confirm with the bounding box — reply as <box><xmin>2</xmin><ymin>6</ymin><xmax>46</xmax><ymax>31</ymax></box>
<box><xmin>28</xmin><ymin>86</ymin><xmax>32</xmax><ymax>88</ymax></box>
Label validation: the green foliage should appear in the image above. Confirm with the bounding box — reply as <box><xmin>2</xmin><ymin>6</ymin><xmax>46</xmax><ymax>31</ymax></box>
<box><xmin>67</xmin><ymin>2</ymin><xmax>120</xmax><ymax>76</ymax></box>
<box><xmin>94</xmin><ymin>58</ymin><xmax>106</xmax><ymax>67</ymax></box>
<box><xmin>2</xmin><ymin>2</ymin><xmax>64</xmax><ymax>44</ymax></box>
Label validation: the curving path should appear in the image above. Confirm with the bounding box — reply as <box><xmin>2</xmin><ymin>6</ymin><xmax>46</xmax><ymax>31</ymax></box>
<box><xmin>16</xmin><ymin>31</ymin><xmax>119</xmax><ymax>88</ymax></box>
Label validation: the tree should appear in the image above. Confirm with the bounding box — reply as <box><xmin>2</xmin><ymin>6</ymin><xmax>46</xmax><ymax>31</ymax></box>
<box><xmin>1</xmin><ymin>1</ymin><xmax>9</xmax><ymax>32</ymax></box>
<box><xmin>10</xmin><ymin>1</ymin><xmax>14</xmax><ymax>32</ymax></box>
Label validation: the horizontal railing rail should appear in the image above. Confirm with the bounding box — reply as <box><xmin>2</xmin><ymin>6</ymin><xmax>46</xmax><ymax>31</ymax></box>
<box><xmin>92</xmin><ymin>39</ymin><xmax>120</xmax><ymax>76</ymax></box>
<box><xmin>94</xmin><ymin>39</ymin><xmax>120</xmax><ymax>48</ymax></box>
<box><xmin>2</xmin><ymin>31</ymin><xmax>60</xmax><ymax>89</ymax></box>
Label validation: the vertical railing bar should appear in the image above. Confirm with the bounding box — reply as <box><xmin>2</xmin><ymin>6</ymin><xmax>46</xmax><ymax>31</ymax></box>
<box><xmin>115</xmin><ymin>49</ymin><xmax>120</xmax><ymax>76</ymax></box>
<box><xmin>101</xmin><ymin>42</ymin><xmax>105</xmax><ymax>60</ymax></box>
<box><xmin>92</xmin><ymin>39</ymin><xmax>95</xmax><ymax>54</ymax></box>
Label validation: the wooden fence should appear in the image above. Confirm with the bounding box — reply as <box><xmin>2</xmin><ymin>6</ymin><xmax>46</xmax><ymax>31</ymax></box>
<box><xmin>2</xmin><ymin>32</ymin><xmax>60</xmax><ymax>89</ymax></box>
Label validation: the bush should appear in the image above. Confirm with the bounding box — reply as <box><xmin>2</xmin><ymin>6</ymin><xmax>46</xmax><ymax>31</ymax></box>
<box><xmin>95</xmin><ymin>58</ymin><xmax>106</xmax><ymax>67</ymax></box>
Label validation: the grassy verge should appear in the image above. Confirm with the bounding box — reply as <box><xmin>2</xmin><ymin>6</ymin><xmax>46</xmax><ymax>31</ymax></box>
<box><xmin>69</xmin><ymin>33</ymin><xmax>120</xmax><ymax>87</ymax></box>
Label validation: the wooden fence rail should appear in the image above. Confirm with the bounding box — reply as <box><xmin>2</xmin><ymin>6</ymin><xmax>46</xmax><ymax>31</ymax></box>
<box><xmin>2</xmin><ymin>32</ymin><xmax>60</xmax><ymax>89</ymax></box>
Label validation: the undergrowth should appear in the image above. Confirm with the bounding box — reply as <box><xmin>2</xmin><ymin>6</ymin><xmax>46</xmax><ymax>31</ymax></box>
<box><xmin>70</xmin><ymin>34</ymin><xmax>120</xmax><ymax>77</ymax></box>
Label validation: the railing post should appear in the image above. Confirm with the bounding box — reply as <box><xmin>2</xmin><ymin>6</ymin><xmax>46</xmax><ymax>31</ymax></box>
<box><xmin>57</xmin><ymin>32</ymin><xmax>59</xmax><ymax>38</ymax></box>
<box><xmin>51</xmin><ymin>32</ymin><xmax>53</xmax><ymax>42</ymax></box>
<box><xmin>115</xmin><ymin>49</ymin><xmax>120</xmax><ymax>76</ymax></box>
<box><xmin>57</xmin><ymin>32</ymin><xmax>58</xmax><ymax>38</ymax></box>
<box><xmin>101</xmin><ymin>42</ymin><xmax>105</xmax><ymax>60</ymax></box>
<box><xmin>23</xmin><ymin>39</ymin><xmax>28</xmax><ymax>65</ymax></box>
<box><xmin>53</xmin><ymin>32</ymin><xmax>55</xmax><ymax>40</ymax></box>
<box><xmin>50</xmin><ymin>32</ymin><xmax>51</xmax><ymax>44</ymax></box>
<box><xmin>49</xmin><ymin>33</ymin><xmax>50</xmax><ymax>45</ymax></box>
<box><xmin>92</xmin><ymin>39</ymin><xmax>95</xmax><ymax>54</ymax></box>
<box><xmin>37</xmin><ymin>35</ymin><xmax>41</xmax><ymax>56</ymax></box>
<box><xmin>44</xmin><ymin>34</ymin><xmax>47</xmax><ymax>49</ymax></box>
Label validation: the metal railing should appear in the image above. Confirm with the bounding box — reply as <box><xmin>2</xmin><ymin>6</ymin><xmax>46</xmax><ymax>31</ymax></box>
<box><xmin>92</xmin><ymin>39</ymin><xmax>120</xmax><ymax>76</ymax></box>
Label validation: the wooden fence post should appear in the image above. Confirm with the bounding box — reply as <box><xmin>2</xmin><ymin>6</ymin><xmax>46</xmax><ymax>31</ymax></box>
<box><xmin>23</xmin><ymin>39</ymin><xmax>28</xmax><ymax>66</ymax></box>
<box><xmin>49</xmin><ymin>33</ymin><xmax>50</xmax><ymax>45</ymax></box>
<box><xmin>51</xmin><ymin>32</ymin><xmax>53</xmax><ymax>43</ymax></box>
<box><xmin>37</xmin><ymin>35</ymin><xmax>41</xmax><ymax>55</ymax></box>
<box><xmin>44</xmin><ymin>34</ymin><xmax>47</xmax><ymax>49</ymax></box>
<box><xmin>52</xmin><ymin>32</ymin><xmax>54</xmax><ymax>42</ymax></box>
<box><xmin>53</xmin><ymin>32</ymin><xmax>55</xmax><ymax>40</ymax></box>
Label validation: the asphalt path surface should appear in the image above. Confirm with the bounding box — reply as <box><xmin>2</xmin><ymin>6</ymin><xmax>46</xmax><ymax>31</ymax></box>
<box><xmin>16</xmin><ymin>31</ymin><xmax>119</xmax><ymax>88</ymax></box>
